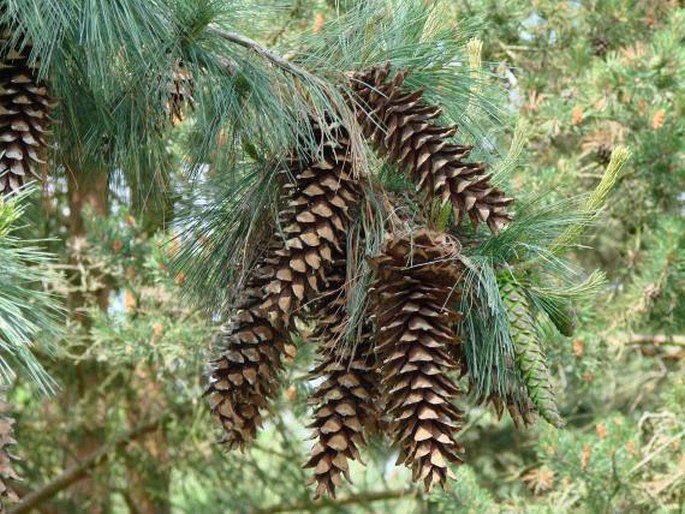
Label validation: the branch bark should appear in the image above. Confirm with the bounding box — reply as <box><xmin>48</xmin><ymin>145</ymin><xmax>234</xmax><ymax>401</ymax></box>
<box><xmin>8</xmin><ymin>415</ymin><xmax>168</xmax><ymax>514</ymax></box>
<box><xmin>250</xmin><ymin>488</ymin><xmax>417</xmax><ymax>514</ymax></box>
<box><xmin>207</xmin><ymin>26</ymin><xmax>309</xmax><ymax>79</ymax></box>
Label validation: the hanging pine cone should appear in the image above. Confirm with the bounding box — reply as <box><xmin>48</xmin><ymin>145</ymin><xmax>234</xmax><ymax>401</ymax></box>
<box><xmin>0</xmin><ymin>390</ymin><xmax>19</xmax><ymax>508</ymax></box>
<box><xmin>499</xmin><ymin>281</ymin><xmax>564</xmax><ymax>428</ymax></box>
<box><xmin>207</xmin><ymin>118</ymin><xmax>362</xmax><ymax>447</ymax></box>
<box><xmin>167</xmin><ymin>59</ymin><xmax>194</xmax><ymax>125</ymax></box>
<box><xmin>350</xmin><ymin>64</ymin><xmax>512</xmax><ymax>234</ymax></box>
<box><xmin>0</xmin><ymin>30</ymin><xmax>54</xmax><ymax>195</ymax></box>
<box><xmin>370</xmin><ymin>229</ymin><xmax>466</xmax><ymax>492</ymax></box>
<box><xmin>304</xmin><ymin>322</ymin><xmax>380</xmax><ymax>497</ymax></box>
<box><xmin>260</xmin><ymin>119</ymin><xmax>361</xmax><ymax>326</ymax></box>
<box><xmin>206</xmin><ymin>246</ymin><xmax>287</xmax><ymax>449</ymax></box>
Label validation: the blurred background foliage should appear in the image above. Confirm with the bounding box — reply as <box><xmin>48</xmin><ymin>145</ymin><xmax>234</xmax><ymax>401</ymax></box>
<box><xmin>0</xmin><ymin>0</ymin><xmax>683</xmax><ymax>512</ymax></box>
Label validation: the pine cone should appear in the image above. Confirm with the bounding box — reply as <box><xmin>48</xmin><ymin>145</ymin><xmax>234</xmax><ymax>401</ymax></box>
<box><xmin>0</xmin><ymin>32</ymin><xmax>54</xmax><ymax>195</ymax></box>
<box><xmin>304</xmin><ymin>259</ymin><xmax>381</xmax><ymax>498</ymax></box>
<box><xmin>304</xmin><ymin>327</ymin><xmax>380</xmax><ymax>498</ymax></box>
<box><xmin>350</xmin><ymin>64</ymin><xmax>512</xmax><ymax>234</ymax></box>
<box><xmin>370</xmin><ymin>229</ymin><xmax>465</xmax><ymax>492</ymax></box>
<box><xmin>206</xmin><ymin>249</ymin><xmax>287</xmax><ymax>449</ymax></box>
<box><xmin>167</xmin><ymin>59</ymin><xmax>194</xmax><ymax>125</ymax></box>
<box><xmin>500</xmin><ymin>281</ymin><xmax>564</xmax><ymax>428</ymax></box>
<box><xmin>261</xmin><ymin>119</ymin><xmax>361</xmax><ymax>325</ymax></box>
<box><xmin>0</xmin><ymin>391</ymin><xmax>20</xmax><ymax>508</ymax></box>
<box><xmin>208</xmin><ymin>119</ymin><xmax>362</xmax><ymax>447</ymax></box>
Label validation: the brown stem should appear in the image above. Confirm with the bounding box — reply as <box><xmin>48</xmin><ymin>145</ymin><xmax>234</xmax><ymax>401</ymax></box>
<box><xmin>249</xmin><ymin>488</ymin><xmax>417</xmax><ymax>514</ymax></box>
<box><xmin>206</xmin><ymin>26</ymin><xmax>309</xmax><ymax>79</ymax></box>
<box><xmin>8</xmin><ymin>415</ymin><xmax>168</xmax><ymax>514</ymax></box>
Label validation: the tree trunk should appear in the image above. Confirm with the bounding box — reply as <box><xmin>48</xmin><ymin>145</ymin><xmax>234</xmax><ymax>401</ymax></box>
<box><xmin>64</xmin><ymin>167</ymin><xmax>111</xmax><ymax>514</ymax></box>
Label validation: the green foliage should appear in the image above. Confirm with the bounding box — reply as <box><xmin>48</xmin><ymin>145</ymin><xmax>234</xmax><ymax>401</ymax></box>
<box><xmin>0</xmin><ymin>190</ymin><xmax>61</xmax><ymax>393</ymax></box>
<box><xmin>2</xmin><ymin>1</ymin><xmax>684</xmax><ymax>513</ymax></box>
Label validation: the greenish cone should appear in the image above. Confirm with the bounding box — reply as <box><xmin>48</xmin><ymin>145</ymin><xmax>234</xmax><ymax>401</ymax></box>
<box><xmin>500</xmin><ymin>281</ymin><xmax>564</xmax><ymax>428</ymax></box>
<box><xmin>0</xmin><ymin>30</ymin><xmax>54</xmax><ymax>194</ymax></box>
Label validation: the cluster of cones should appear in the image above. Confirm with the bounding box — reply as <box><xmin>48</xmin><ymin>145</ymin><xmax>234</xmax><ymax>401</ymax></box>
<box><xmin>207</xmin><ymin>64</ymin><xmax>560</xmax><ymax>497</ymax></box>
<box><xmin>0</xmin><ymin>23</ymin><xmax>558</xmax><ymax>498</ymax></box>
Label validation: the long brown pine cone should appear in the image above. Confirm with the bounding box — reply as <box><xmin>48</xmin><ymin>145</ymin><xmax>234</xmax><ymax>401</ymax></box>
<box><xmin>207</xmin><ymin>119</ymin><xmax>362</xmax><ymax>448</ymax></box>
<box><xmin>0</xmin><ymin>390</ymin><xmax>20</xmax><ymax>508</ymax></box>
<box><xmin>0</xmin><ymin>31</ymin><xmax>54</xmax><ymax>195</ymax></box>
<box><xmin>349</xmin><ymin>64</ymin><xmax>512</xmax><ymax>234</ymax></box>
<box><xmin>206</xmin><ymin>245</ymin><xmax>287</xmax><ymax>449</ymax></box>
<box><xmin>370</xmin><ymin>228</ymin><xmax>466</xmax><ymax>492</ymax></box>
<box><xmin>260</xmin><ymin>119</ymin><xmax>361</xmax><ymax>326</ymax></box>
<box><xmin>304</xmin><ymin>267</ymin><xmax>381</xmax><ymax>498</ymax></box>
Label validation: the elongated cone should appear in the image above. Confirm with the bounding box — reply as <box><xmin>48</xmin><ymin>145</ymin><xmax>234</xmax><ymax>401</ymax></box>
<box><xmin>500</xmin><ymin>281</ymin><xmax>564</xmax><ymax>428</ymax></box>
<box><xmin>370</xmin><ymin>229</ymin><xmax>465</xmax><ymax>492</ymax></box>
<box><xmin>350</xmin><ymin>64</ymin><xmax>512</xmax><ymax>234</ymax></box>
<box><xmin>304</xmin><ymin>267</ymin><xmax>381</xmax><ymax>498</ymax></box>
<box><xmin>0</xmin><ymin>390</ymin><xmax>20</xmax><ymax>508</ymax></box>
<box><xmin>206</xmin><ymin>246</ymin><xmax>287</xmax><ymax>449</ymax></box>
<box><xmin>261</xmin><ymin>119</ymin><xmax>360</xmax><ymax>325</ymax></box>
<box><xmin>0</xmin><ymin>32</ymin><xmax>54</xmax><ymax>194</ymax></box>
<box><xmin>208</xmin><ymin>119</ymin><xmax>362</xmax><ymax>448</ymax></box>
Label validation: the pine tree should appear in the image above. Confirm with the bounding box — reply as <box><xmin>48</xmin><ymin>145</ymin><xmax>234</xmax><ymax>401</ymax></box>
<box><xmin>5</xmin><ymin>1</ymin><xmax>681</xmax><ymax>512</ymax></box>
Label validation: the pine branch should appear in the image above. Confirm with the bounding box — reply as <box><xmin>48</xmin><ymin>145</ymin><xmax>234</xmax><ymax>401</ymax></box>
<box><xmin>8</xmin><ymin>414</ymin><xmax>170</xmax><ymax>514</ymax></box>
<box><xmin>250</xmin><ymin>488</ymin><xmax>417</xmax><ymax>514</ymax></box>
<box><xmin>207</xmin><ymin>26</ymin><xmax>310</xmax><ymax>79</ymax></box>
